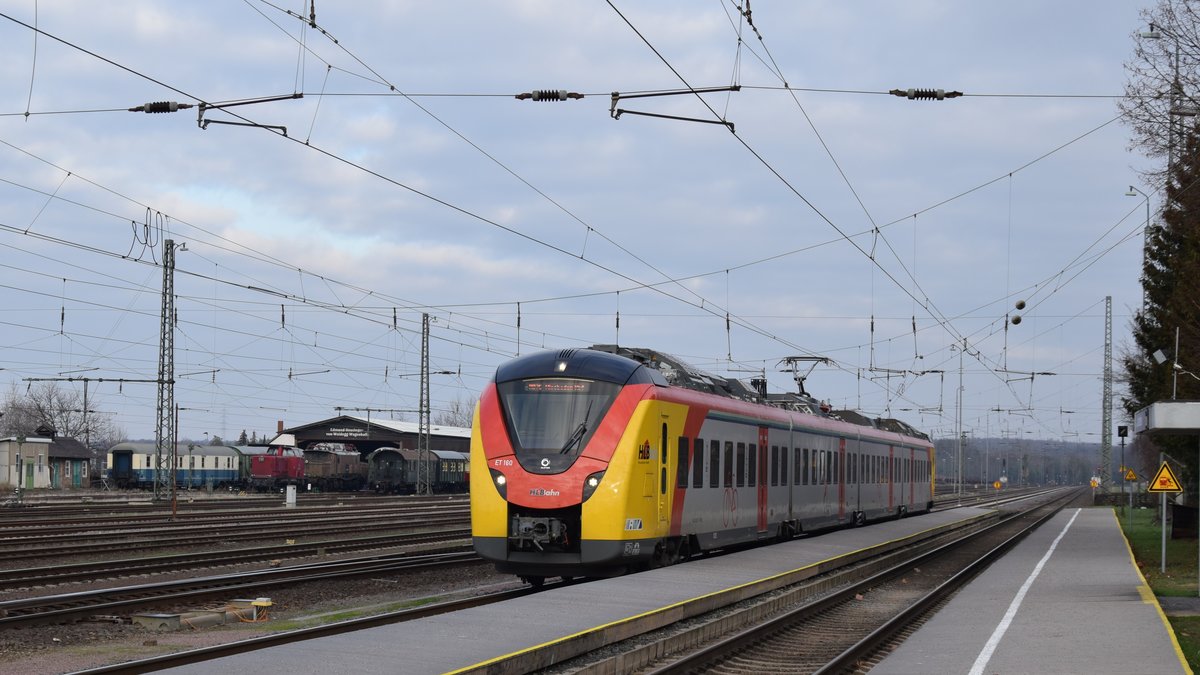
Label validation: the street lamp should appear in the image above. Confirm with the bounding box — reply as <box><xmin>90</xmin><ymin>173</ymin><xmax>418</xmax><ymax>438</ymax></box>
<box><xmin>1126</xmin><ymin>185</ymin><xmax>1152</xmax><ymax>312</ymax></box>
<box><xmin>1140</xmin><ymin>24</ymin><xmax>1199</xmax><ymax>167</ymax></box>
<box><xmin>950</xmin><ymin>340</ymin><xmax>966</xmax><ymax>503</ymax></box>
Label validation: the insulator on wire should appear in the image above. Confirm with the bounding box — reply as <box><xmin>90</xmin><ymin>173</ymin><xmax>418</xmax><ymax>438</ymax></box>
<box><xmin>515</xmin><ymin>90</ymin><xmax>584</xmax><ymax>102</ymax></box>
<box><xmin>888</xmin><ymin>88</ymin><xmax>963</xmax><ymax>101</ymax></box>
<box><xmin>130</xmin><ymin>101</ymin><xmax>194</xmax><ymax>113</ymax></box>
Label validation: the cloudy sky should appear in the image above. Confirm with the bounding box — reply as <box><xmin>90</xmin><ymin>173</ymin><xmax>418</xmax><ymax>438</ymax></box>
<box><xmin>0</xmin><ymin>1</ymin><xmax>1154</xmax><ymax>449</ymax></box>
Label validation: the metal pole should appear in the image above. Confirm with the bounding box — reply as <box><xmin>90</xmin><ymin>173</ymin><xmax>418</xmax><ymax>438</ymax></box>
<box><xmin>1174</xmin><ymin>327</ymin><xmax>1181</xmax><ymax>400</ymax></box>
<box><xmin>1121</xmin><ymin>435</ymin><xmax>1126</xmax><ymax>526</ymax></box>
<box><xmin>1162</xmin><ymin>450</ymin><xmax>1167</xmax><ymax>574</ymax></box>
<box><xmin>1124</xmin><ymin>437</ymin><xmax>1131</xmax><ymax>531</ymax></box>
<box><xmin>956</xmin><ymin>341</ymin><xmax>963</xmax><ymax>504</ymax></box>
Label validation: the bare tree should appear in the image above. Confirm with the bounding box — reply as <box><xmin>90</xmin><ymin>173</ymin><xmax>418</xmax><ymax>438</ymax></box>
<box><xmin>433</xmin><ymin>396</ymin><xmax>475</xmax><ymax>428</ymax></box>
<box><xmin>0</xmin><ymin>382</ymin><xmax>126</xmax><ymax>450</ymax></box>
<box><xmin>1120</xmin><ymin>0</ymin><xmax>1200</xmax><ymax>183</ymax></box>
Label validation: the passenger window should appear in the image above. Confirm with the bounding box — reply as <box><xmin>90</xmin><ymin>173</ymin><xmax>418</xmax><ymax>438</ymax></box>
<box><xmin>724</xmin><ymin>442</ymin><xmax>734</xmax><ymax>488</ymax></box>
<box><xmin>693</xmin><ymin>438</ymin><xmax>704</xmax><ymax>488</ymax></box>
<box><xmin>770</xmin><ymin>446</ymin><xmax>779</xmax><ymax>486</ymax></box>
<box><xmin>781</xmin><ymin>446</ymin><xmax>789</xmax><ymax>486</ymax></box>
<box><xmin>677</xmin><ymin>437</ymin><xmax>689</xmax><ymax>489</ymax></box>
<box><xmin>709</xmin><ymin>440</ymin><xmax>720</xmax><ymax>488</ymax></box>
<box><xmin>736</xmin><ymin>442</ymin><xmax>746</xmax><ymax>487</ymax></box>
<box><xmin>748</xmin><ymin>443</ymin><xmax>757</xmax><ymax>487</ymax></box>
<box><xmin>797</xmin><ymin>448</ymin><xmax>805</xmax><ymax>485</ymax></box>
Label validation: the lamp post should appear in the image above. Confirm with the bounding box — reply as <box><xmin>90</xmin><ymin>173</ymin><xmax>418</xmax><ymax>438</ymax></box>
<box><xmin>1119</xmin><ymin>425</ymin><xmax>1130</xmax><ymax>530</ymax></box>
<box><xmin>950</xmin><ymin>340</ymin><xmax>965</xmax><ymax>503</ymax></box>
<box><xmin>14</xmin><ymin>435</ymin><xmax>24</xmax><ymax>505</ymax></box>
<box><xmin>1126</xmin><ymin>185</ymin><xmax>1151</xmax><ymax>312</ymax></box>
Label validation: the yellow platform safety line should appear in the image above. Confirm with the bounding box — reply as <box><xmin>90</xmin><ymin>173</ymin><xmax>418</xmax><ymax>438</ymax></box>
<box><xmin>445</xmin><ymin>510</ymin><xmax>994</xmax><ymax>675</ymax></box>
<box><xmin>1112</xmin><ymin>508</ymin><xmax>1193</xmax><ymax>675</ymax></box>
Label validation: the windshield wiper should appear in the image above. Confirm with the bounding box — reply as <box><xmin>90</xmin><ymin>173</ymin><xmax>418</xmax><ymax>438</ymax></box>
<box><xmin>560</xmin><ymin>401</ymin><xmax>594</xmax><ymax>454</ymax></box>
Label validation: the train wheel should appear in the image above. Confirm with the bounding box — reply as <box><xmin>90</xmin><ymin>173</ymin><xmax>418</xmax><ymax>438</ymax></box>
<box><xmin>521</xmin><ymin>576</ymin><xmax>545</xmax><ymax>588</ymax></box>
<box><xmin>898</xmin><ymin>505</ymin><xmax>908</xmax><ymax>519</ymax></box>
<box><xmin>853</xmin><ymin>511</ymin><xmax>866</xmax><ymax>527</ymax></box>
<box><xmin>663</xmin><ymin>539</ymin><xmax>683</xmax><ymax>567</ymax></box>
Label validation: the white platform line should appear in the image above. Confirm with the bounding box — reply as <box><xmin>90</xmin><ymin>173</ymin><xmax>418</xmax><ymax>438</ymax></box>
<box><xmin>967</xmin><ymin>508</ymin><xmax>1081</xmax><ymax>675</ymax></box>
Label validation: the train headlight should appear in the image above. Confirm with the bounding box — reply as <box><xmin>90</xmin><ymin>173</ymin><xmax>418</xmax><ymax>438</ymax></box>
<box><xmin>487</xmin><ymin>466</ymin><xmax>506</xmax><ymax>497</ymax></box>
<box><xmin>582</xmin><ymin>470</ymin><xmax>605</xmax><ymax>502</ymax></box>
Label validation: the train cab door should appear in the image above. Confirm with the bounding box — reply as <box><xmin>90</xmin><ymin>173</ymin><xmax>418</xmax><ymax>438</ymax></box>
<box><xmin>658</xmin><ymin>422</ymin><xmax>670</xmax><ymax>533</ymax></box>
<box><xmin>757</xmin><ymin>427</ymin><xmax>768</xmax><ymax>534</ymax></box>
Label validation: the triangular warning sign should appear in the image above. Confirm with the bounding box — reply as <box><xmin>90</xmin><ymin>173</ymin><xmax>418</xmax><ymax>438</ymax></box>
<box><xmin>1148</xmin><ymin>462</ymin><xmax>1183</xmax><ymax>493</ymax></box>
<box><xmin>1125</xmin><ymin>469</ymin><xmax>1137</xmax><ymax>481</ymax></box>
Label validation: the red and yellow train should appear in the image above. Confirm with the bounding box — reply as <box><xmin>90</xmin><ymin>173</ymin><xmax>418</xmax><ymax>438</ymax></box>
<box><xmin>470</xmin><ymin>346</ymin><xmax>935</xmax><ymax>586</ymax></box>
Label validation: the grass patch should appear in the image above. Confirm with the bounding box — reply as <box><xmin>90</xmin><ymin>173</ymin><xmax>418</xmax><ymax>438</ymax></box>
<box><xmin>1116</xmin><ymin>503</ymin><xmax>1200</xmax><ymax>672</ymax></box>
<box><xmin>1117</xmin><ymin>504</ymin><xmax>1196</xmax><ymax>597</ymax></box>
<box><xmin>1169</xmin><ymin>615</ymin><xmax>1200</xmax><ymax>668</ymax></box>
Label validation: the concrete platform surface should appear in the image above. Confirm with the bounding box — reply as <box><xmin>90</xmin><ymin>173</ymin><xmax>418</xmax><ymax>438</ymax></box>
<box><xmin>871</xmin><ymin>507</ymin><xmax>1191</xmax><ymax>675</ymax></box>
<box><xmin>156</xmin><ymin>507</ymin><xmax>993</xmax><ymax>674</ymax></box>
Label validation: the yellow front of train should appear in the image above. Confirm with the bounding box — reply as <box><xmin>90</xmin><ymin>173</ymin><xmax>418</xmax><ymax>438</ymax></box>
<box><xmin>470</xmin><ymin>348</ymin><xmax>677</xmax><ymax>582</ymax></box>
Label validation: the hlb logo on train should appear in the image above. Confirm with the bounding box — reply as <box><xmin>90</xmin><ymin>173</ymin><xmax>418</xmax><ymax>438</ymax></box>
<box><xmin>623</xmin><ymin>542</ymin><xmax>641</xmax><ymax>556</ymax></box>
<box><xmin>638</xmin><ymin>441</ymin><xmax>652</xmax><ymax>460</ymax></box>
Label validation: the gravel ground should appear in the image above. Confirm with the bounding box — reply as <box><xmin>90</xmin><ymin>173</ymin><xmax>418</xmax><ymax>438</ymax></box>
<box><xmin>0</xmin><ymin>563</ymin><xmax>519</xmax><ymax>675</ymax></box>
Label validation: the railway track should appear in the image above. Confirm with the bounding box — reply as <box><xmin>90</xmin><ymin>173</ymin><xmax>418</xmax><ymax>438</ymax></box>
<box><xmin>0</xmin><ymin>508</ymin><xmax>469</xmax><ymax>561</ymax></box>
<box><xmin>0</xmin><ymin>527</ymin><xmax>470</xmax><ymax>590</ymax></box>
<box><xmin>8</xmin><ymin>488</ymin><xmax>1074</xmax><ymax>673</ymax></box>
<box><xmin>567</xmin><ymin>487</ymin><xmax>1084</xmax><ymax>674</ymax></box>
<box><xmin>0</xmin><ymin>548</ymin><xmax>483</xmax><ymax>630</ymax></box>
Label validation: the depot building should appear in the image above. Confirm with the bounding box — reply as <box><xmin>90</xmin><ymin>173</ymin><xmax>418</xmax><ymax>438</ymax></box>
<box><xmin>273</xmin><ymin>415</ymin><xmax>470</xmax><ymax>457</ymax></box>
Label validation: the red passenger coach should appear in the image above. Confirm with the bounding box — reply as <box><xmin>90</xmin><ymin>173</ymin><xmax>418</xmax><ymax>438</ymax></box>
<box><xmin>470</xmin><ymin>346</ymin><xmax>935</xmax><ymax>586</ymax></box>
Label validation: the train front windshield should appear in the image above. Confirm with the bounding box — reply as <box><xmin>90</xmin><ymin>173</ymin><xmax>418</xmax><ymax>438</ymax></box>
<box><xmin>497</xmin><ymin>378</ymin><xmax>620</xmax><ymax>473</ymax></box>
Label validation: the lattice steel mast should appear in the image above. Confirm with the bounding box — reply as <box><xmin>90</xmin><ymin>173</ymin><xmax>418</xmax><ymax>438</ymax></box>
<box><xmin>418</xmin><ymin>313</ymin><xmax>431</xmax><ymax>495</ymax></box>
<box><xmin>154</xmin><ymin>240</ymin><xmax>178</xmax><ymax>501</ymax></box>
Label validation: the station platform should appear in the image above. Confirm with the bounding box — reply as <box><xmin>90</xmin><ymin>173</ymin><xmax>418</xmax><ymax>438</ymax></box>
<box><xmin>872</xmin><ymin>507</ymin><xmax>1191</xmax><ymax>674</ymax></box>
<box><xmin>159</xmin><ymin>505</ymin><xmax>993</xmax><ymax>674</ymax></box>
<box><xmin>156</xmin><ymin>504</ymin><xmax>1185</xmax><ymax>674</ymax></box>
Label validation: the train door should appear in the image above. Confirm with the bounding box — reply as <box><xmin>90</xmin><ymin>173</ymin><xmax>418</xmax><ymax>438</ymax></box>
<box><xmin>837</xmin><ymin>438</ymin><xmax>846</xmax><ymax>522</ymax></box>
<box><xmin>757</xmin><ymin>427</ymin><xmax>768</xmax><ymax>534</ymax></box>
<box><xmin>659</xmin><ymin>422</ymin><xmax>669</xmax><ymax>533</ymax></box>
<box><xmin>850</xmin><ymin>447</ymin><xmax>859</xmax><ymax>519</ymax></box>
<box><xmin>888</xmin><ymin>446</ymin><xmax>895</xmax><ymax>511</ymax></box>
